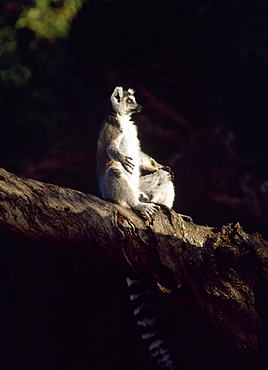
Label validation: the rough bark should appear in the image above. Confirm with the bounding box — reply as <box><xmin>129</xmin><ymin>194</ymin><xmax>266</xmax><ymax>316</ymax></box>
<box><xmin>0</xmin><ymin>167</ymin><xmax>267</xmax><ymax>353</ymax></box>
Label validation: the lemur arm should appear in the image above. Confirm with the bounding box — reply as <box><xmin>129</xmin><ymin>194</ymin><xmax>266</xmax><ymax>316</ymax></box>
<box><xmin>107</xmin><ymin>135</ymin><xmax>134</xmax><ymax>174</ymax></box>
<box><xmin>140</xmin><ymin>151</ymin><xmax>174</xmax><ymax>180</ymax></box>
<box><xmin>139</xmin><ymin>151</ymin><xmax>162</xmax><ymax>171</ymax></box>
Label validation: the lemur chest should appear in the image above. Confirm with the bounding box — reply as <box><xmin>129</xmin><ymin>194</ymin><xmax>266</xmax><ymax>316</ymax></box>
<box><xmin>120</xmin><ymin>124</ymin><xmax>140</xmax><ymax>157</ymax></box>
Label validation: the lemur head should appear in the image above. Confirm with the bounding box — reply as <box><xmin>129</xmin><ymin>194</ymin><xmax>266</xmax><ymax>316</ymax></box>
<box><xmin>110</xmin><ymin>86</ymin><xmax>142</xmax><ymax>116</ymax></box>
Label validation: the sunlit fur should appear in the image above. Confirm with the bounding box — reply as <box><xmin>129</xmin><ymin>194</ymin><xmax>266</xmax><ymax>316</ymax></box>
<box><xmin>97</xmin><ymin>86</ymin><xmax>175</xmax><ymax>219</ymax></box>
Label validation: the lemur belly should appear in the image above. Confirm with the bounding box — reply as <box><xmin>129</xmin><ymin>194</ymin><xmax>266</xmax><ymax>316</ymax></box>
<box><xmin>121</xmin><ymin>122</ymin><xmax>140</xmax><ymax>188</ymax></box>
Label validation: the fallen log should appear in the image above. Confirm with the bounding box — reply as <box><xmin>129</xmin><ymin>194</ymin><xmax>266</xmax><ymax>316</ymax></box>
<box><xmin>0</xmin><ymin>166</ymin><xmax>267</xmax><ymax>352</ymax></box>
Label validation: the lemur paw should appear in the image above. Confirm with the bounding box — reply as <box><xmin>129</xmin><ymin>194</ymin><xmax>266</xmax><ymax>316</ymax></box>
<box><xmin>122</xmin><ymin>156</ymin><xmax>135</xmax><ymax>173</ymax></box>
<box><xmin>135</xmin><ymin>202</ymin><xmax>160</xmax><ymax>219</ymax></box>
<box><xmin>162</xmin><ymin>166</ymin><xmax>175</xmax><ymax>181</ymax></box>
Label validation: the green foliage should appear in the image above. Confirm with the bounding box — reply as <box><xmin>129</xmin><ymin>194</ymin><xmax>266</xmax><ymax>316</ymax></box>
<box><xmin>0</xmin><ymin>63</ymin><xmax>31</xmax><ymax>86</ymax></box>
<box><xmin>0</xmin><ymin>24</ymin><xmax>17</xmax><ymax>55</ymax></box>
<box><xmin>16</xmin><ymin>0</ymin><xmax>85</xmax><ymax>40</ymax></box>
<box><xmin>0</xmin><ymin>0</ymin><xmax>89</xmax><ymax>172</ymax></box>
<box><xmin>0</xmin><ymin>19</ymin><xmax>31</xmax><ymax>86</ymax></box>
<box><xmin>0</xmin><ymin>0</ymin><xmax>85</xmax><ymax>86</ymax></box>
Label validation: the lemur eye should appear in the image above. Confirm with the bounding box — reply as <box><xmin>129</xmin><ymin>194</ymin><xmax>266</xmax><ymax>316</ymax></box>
<box><xmin>127</xmin><ymin>98</ymin><xmax>133</xmax><ymax>104</ymax></box>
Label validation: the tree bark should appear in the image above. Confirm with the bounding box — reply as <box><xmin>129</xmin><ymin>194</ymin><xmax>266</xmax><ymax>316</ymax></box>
<box><xmin>0</xmin><ymin>166</ymin><xmax>267</xmax><ymax>353</ymax></box>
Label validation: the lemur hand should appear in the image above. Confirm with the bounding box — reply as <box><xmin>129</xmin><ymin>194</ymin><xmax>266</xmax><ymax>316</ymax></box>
<box><xmin>122</xmin><ymin>156</ymin><xmax>135</xmax><ymax>173</ymax></box>
<box><xmin>162</xmin><ymin>166</ymin><xmax>175</xmax><ymax>181</ymax></box>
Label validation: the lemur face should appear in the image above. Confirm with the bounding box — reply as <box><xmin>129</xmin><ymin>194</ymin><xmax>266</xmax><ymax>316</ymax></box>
<box><xmin>111</xmin><ymin>86</ymin><xmax>142</xmax><ymax>115</ymax></box>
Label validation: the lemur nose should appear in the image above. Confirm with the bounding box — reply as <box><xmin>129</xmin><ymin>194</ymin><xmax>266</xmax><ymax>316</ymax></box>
<box><xmin>136</xmin><ymin>104</ymin><xmax>142</xmax><ymax>112</ymax></box>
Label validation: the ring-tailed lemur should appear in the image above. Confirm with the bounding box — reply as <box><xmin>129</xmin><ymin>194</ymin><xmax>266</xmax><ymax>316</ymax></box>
<box><xmin>97</xmin><ymin>86</ymin><xmax>175</xmax><ymax>219</ymax></box>
<box><xmin>126</xmin><ymin>277</ymin><xmax>177</xmax><ymax>369</ymax></box>
<box><xmin>97</xmin><ymin>87</ymin><xmax>177</xmax><ymax>369</ymax></box>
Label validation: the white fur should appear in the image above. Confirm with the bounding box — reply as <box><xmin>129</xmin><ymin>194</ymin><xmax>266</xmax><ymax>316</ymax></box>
<box><xmin>97</xmin><ymin>87</ymin><xmax>175</xmax><ymax>219</ymax></box>
<box><xmin>117</xmin><ymin>115</ymin><xmax>140</xmax><ymax>187</ymax></box>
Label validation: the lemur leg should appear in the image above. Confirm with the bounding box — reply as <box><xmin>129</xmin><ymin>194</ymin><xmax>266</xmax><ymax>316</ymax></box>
<box><xmin>139</xmin><ymin>169</ymin><xmax>175</xmax><ymax>208</ymax></box>
<box><xmin>104</xmin><ymin>167</ymin><xmax>159</xmax><ymax>218</ymax></box>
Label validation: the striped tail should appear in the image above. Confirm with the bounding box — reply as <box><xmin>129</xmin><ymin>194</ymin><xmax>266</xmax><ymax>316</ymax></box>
<box><xmin>126</xmin><ymin>277</ymin><xmax>177</xmax><ymax>370</ymax></box>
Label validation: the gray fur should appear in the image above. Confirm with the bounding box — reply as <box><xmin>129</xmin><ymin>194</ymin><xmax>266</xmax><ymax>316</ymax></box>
<box><xmin>97</xmin><ymin>86</ymin><xmax>175</xmax><ymax>219</ymax></box>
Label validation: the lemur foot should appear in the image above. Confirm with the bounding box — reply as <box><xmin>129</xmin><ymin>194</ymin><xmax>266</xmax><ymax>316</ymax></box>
<box><xmin>134</xmin><ymin>202</ymin><xmax>160</xmax><ymax>219</ymax></box>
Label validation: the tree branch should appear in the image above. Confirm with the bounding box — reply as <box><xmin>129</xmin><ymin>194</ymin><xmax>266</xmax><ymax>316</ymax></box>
<box><xmin>0</xmin><ymin>167</ymin><xmax>267</xmax><ymax>353</ymax></box>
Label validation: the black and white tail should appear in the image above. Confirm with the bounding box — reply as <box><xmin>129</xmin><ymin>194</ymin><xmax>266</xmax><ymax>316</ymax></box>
<box><xmin>126</xmin><ymin>277</ymin><xmax>177</xmax><ymax>370</ymax></box>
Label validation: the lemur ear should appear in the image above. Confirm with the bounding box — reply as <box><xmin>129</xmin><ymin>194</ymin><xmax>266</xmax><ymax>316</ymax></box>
<box><xmin>128</xmin><ymin>88</ymin><xmax>135</xmax><ymax>95</ymax></box>
<box><xmin>111</xmin><ymin>86</ymin><xmax>123</xmax><ymax>105</ymax></box>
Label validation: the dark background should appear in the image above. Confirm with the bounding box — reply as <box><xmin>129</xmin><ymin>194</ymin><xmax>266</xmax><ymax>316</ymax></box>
<box><xmin>0</xmin><ymin>0</ymin><xmax>268</xmax><ymax>369</ymax></box>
